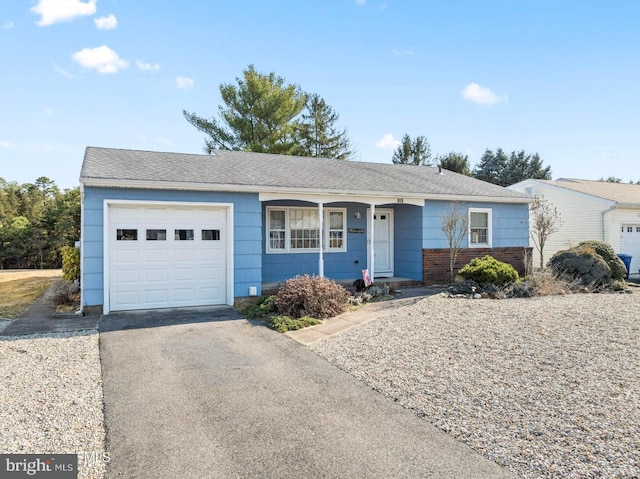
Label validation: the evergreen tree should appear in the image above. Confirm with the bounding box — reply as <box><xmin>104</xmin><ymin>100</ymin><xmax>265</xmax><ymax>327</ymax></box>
<box><xmin>0</xmin><ymin>178</ymin><xmax>79</xmax><ymax>269</ymax></box>
<box><xmin>184</xmin><ymin>65</ymin><xmax>307</xmax><ymax>154</ymax></box>
<box><xmin>437</xmin><ymin>152</ymin><xmax>471</xmax><ymax>175</ymax></box>
<box><xmin>391</xmin><ymin>134</ymin><xmax>433</xmax><ymax>165</ymax></box>
<box><xmin>298</xmin><ymin>94</ymin><xmax>353</xmax><ymax>159</ymax></box>
<box><xmin>472</xmin><ymin>148</ymin><xmax>509</xmax><ymax>184</ymax></box>
<box><xmin>473</xmin><ymin>148</ymin><xmax>552</xmax><ymax>186</ymax></box>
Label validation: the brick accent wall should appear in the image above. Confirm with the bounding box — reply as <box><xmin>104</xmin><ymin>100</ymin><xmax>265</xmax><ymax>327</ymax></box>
<box><xmin>423</xmin><ymin>247</ymin><xmax>533</xmax><ymax>285</ymax></box>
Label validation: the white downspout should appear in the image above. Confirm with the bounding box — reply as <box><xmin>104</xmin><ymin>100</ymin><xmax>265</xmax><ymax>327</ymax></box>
<box><xmin>318</xmin><ymin>202</ymin><xmax>324</xmax><ymax>277</ymax></box>
<box><xmin>369</xmin><ymin>204</ymin><xmax>375</xmax><ymax>281</ymax></box>
<box><xmin>601</xmin><ymin>206</ymin><xmax>617</xmax><ymax>242</ymax></box>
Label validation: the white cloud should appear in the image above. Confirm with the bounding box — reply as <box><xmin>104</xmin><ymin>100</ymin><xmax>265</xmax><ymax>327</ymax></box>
<box><xmin>375</xmin><ymin>133</ymin><xmax>400</xmax><ymax>150</ymax></box>
<box><xmin>94</xmin><ymin>14</ymin><xmax>117</xmax><ymax>30</ymax></box>
<box><xmin>0</xmin><ymin>140</ymin><xmax>11</xmax><ymax>148</ymax></box>
<box><xmin>43</xmin><ymin>107</ymin><xmax>54</xmax><ymax>115</ymax></box>
<box><xmin>31</xmin><ymin>0</ymin><xmax>97</xmax><ymax>26</ymax></box>
<box><xmin>72</xmin><ymin>45</ymin><xmax>129</xmax><ymax>74</ymax></box>
<box><xmin>392</xmin><ymin>48</ymin><xmax>414</xmax><ymax>56</ymax></box>
<box><xmin>2</xmin><ymin>21</ymin><xmax>14</xmax><ymax>30</ymax></box>
<box><xmin>461</xmin><ymin>82</ymin><xmax>507</xmax><ymax>106</ymax></box>
<box><xmin>355</xmin><ymin>0</ymin><xmax>366</xmax><ymax>5</ymax></box>
<box><xmin>137</xmin><ymin>60</ymin><xmax>160</xmax><ymax>72</ymax></box>
<box><xmin>176</xmin><ymin>76</ymin><xmax>195</xmax><ymax>90</ymax></box>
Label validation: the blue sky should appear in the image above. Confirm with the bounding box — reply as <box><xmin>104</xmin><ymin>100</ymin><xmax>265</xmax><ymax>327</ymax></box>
<box><xmin>1</xmin><ymin>0</ymin><xmax>639</xmax><ymax>189</ymax></box>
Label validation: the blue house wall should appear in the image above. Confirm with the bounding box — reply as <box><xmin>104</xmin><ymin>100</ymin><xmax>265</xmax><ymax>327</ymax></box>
<box><xmin>261</xmin><ymin>201</ymin><xmax>370</xmax><ymax>283</ymax></box>
<box><xmin>393</xmin><ymin>204</ymin><xmax>423</xmax><ymax>280</ymax></box>
<box><xmin>261</xmin><ymin>201</ymin><xmax>425</xmax><ymax>283</ymax></box>
<box><xmin>422</xmin><ymin>201</ymin><xmax>530</xmax><ymax>248</ymax></box>
<box><xmin>81</xmin><ymin>186</ymin><xmax>262</xmax><ymax>307</ymax></box>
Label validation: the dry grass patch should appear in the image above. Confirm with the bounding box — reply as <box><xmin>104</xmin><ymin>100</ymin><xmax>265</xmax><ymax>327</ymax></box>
<box><xmin>0</xmin><ymin>270</ymin><xmax>61</xmax><ymax>319</ymax></box>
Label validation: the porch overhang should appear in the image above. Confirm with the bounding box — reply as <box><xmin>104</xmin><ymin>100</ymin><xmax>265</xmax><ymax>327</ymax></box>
<box><xmin>259</xmin><ymin>192</ymin><xmax>426</xmax><ymax>207</ymax></box>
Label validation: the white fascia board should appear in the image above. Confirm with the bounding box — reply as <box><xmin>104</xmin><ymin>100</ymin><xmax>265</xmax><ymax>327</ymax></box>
<box><xmin>81</xmin><ymin>178</ymin><xmax>529</xmax><ymax>205</ymax></box>
<box><xmin>259</xmin><ymin>192</ymin><xmax>425</xmax><ymax>207</ymax></box>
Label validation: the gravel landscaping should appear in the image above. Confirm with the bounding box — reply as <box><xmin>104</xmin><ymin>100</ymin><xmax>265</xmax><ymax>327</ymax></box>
<box><xmin>310</xmin><ymin>292</ymin><xmax>640</xmax><ymax>479</ymax></box>
<box><xmin>0</xmin><ymin>330</ymin><xmax>106</xmax><ymax>479</ymax></box>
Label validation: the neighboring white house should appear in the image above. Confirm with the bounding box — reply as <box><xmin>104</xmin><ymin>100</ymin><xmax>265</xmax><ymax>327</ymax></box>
<box><xmin>509</xmin><ymin>178</ymin><xmax>640</xmax><ymax>275</ymax></box>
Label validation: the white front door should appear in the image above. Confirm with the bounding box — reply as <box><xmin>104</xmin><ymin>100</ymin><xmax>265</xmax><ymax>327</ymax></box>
<box><xmin>368</xmin><ymin>208</ymin><xmax>394</xmax><ymax>277</ymax></box>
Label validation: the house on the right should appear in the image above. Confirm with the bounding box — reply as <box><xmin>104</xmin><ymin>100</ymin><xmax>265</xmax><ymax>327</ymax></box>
<box><xmin>509</xmin><ymin>178</ymin><xmax>640</xmax><ymax>275</ymax></box>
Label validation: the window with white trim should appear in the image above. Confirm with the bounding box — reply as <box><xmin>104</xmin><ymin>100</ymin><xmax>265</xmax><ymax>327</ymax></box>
<box><xmin>267</xmin><ymin>207</ymin><xmax>347</xmax><ymax>253</ymax></box>
<box><xmin>468</xmin><ymin>208</ymin><xmax>492</xmax><ymax>247</ymax></box>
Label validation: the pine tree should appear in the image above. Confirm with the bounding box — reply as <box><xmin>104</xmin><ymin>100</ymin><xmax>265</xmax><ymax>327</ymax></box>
<box><xmin>391</xmin><ymin>134</ymin><xmax>433</xmax><ymax>165</ymax></box>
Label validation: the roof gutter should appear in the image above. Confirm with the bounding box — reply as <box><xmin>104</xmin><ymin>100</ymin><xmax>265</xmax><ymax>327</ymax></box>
<box><xmin>79</xmin><ymin>178</ymin><xmax>532</xmax><ymax>204</ymax></box>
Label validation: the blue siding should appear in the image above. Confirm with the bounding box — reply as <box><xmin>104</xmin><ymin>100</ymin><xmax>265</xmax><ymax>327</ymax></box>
<box><xmin>394</xmin><ymin>204</ymin><xmax>423</xmax><ymax>280</ymax></box>
<box><xmin>262</xmin><ymin>202</ymin><xmax>369</xmax><ymax>283</ymax></box>
<box><xmin>422</xmin><ymin>201</ymin><xmax>530</xmax><ymax>249</ymax></box>
<box><xmin>81</xmin><ymin>187</ymin><xmax>262</xmax><ymax>307</ymax></box>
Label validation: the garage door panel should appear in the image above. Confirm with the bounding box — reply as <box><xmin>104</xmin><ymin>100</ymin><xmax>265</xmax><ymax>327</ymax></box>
<box><xmin>114</xmin><ymin>249</ymin><xmax>140</xmax><ymax>263</ymax></box>
<box><xmin>109</xmin><ymin>204</ymin><xmax>229</xmax><ymax>311</ymax></box>
<box><xmin>174</xmin><ymin>247</ymin><xmax>199</xmax><ymax>260</ymax></box>
<box><xmin>174</xmin><ymin>268</ymin><xmax>196</xmax><ymax>281</ymax></box>
<box><xmin>114</xmin><ymin>269</ymin><xmax>139</xmax><ymax>283</ymax></box>
<box><xmin>144</xmin><ymin>268</ymin><xmax>168</xmax><ymax>282</ymax></box>
<box><xmin>201</xmin><ymin>266</ymin><xmax>223</xmax><ymax>280</ymax></box>
<box><xmin>144</xmin><ymin>290</ymin><xmax>170</xmax><ymax>305</ymax></box>
<box><xmin>200</xmin><ymin>287</ymin><xmax>222</xmax><ymax>302</ymax></box>
<box><xmin>144</xmin><ymin>249</ymin><xmax>169</xmax><ymax>263</ymax></box>
<box><xmin>114</xmin><ymin>291</ymin><xmax>140</xmax><ymax>307</ymax></box>
<box><xmin>173</xmin><ymin>289</ymin><xmax>195</xmax><ymax>302</ymax></box>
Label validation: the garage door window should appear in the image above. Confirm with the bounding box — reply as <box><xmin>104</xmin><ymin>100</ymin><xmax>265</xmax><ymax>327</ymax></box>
<box><xmin>117</xmin><ymin>229</ymin><xmax>138</xmax><ymax>241</ymax></box>
<box><xmin>202</xmin><ymin>229</ymin><xmax>220</xmax><ymax>241</ymax></box>
<box><xmin>146</xmin><ymin>229</ymin><xmax>166</xmax><ymax>241</ymax></box>
<box><xmin>175</xmin><ymin>229</ymin><xmax>194</xmax><ymax>240</ymax></box>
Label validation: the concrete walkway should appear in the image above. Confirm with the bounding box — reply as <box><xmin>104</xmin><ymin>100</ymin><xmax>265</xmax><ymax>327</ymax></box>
<box><xmin>0</xmin><ymin>284</ymin><xmax>99</xmax><ymax>336</ymax></box>
<box><xmin>286</xmin><ymin>286</ymin><xmax>442</xmax><ymax>345</ymax></box>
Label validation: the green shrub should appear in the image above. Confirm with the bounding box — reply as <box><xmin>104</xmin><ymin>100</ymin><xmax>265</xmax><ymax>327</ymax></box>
<box><xmin>61</xmin><ymin>245</ymin><xmax>80</xmax><ymax>281</ymax></box>
<box><xmin>240</xmin><ymin>295</ymin><xmax>277</xmax><ymax>318</ymax></box>
<box><xmin>274</xmin><ymin>274</ymin><xmax>350</xmax><ymax>319</ymax></box>
<box><xmin>266</xmin><ymin>315</ymin><xmax>320</xmax><ymax>333</ymax></box>
<box><xmin>458</xmin><ymin>255</ymin><xmax>519</xmax><ymax>286</ymax></box>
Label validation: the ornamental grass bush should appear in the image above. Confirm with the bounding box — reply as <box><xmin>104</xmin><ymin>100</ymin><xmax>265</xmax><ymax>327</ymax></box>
<box><xmin>274</xmin><ymin>274</ymin><xmax>350</xmax><ymax>319</ymax></box>
<box><xmin>458</xmin><ymin>255</ymin><xmax>519</xmax><ymax>286</ymax></box>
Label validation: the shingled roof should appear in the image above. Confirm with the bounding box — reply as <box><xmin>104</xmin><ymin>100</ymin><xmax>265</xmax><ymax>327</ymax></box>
<box><xmin>80</xmin><ymin>147</ymin><xmax>530</xmax><ymax>202</ymax></box>
<box><xmin>538</xmin><ymin>178</ymin><xmax>640</xmax><ymax>206</ymax></box>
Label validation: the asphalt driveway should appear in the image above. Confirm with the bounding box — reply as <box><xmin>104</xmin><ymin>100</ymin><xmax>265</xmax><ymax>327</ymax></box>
<box><xmin>100</xmin><ymin>308</ymin><xmax>514</xmax><ymax>478</ymax></box>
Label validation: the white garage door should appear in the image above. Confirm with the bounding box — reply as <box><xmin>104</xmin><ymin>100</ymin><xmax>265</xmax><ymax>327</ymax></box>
<box><xmin>621</xmin><ymin>224</ymin><xmax>640</xmax><ymax>276</ymax></box>
<box><xmin>108</xmin><ymin>204</ymin><xmax>228</xmax><ymax>311</ymax></box>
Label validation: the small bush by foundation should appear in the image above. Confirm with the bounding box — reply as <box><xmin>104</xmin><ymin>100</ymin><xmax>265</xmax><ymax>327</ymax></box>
<box><xmin>458</xmin><ymin>255</ymin><xmax>519</xmax><ymax>286</ymax></box>
<box><xmin>274</xmin><ymin>275</ymin><xmax>350</xmax><ymax>319</ymax></box>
